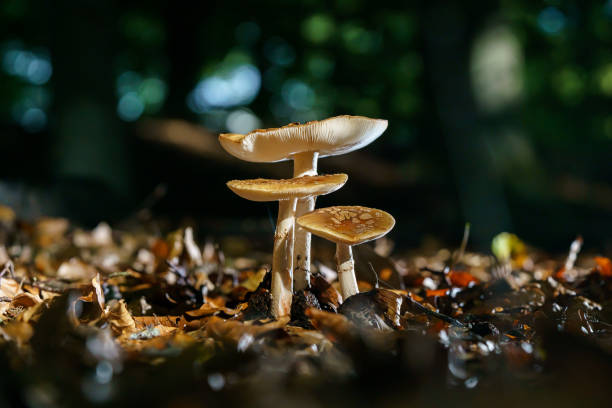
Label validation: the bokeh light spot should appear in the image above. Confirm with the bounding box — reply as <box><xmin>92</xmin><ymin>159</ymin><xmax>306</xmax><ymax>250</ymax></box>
<box><xmin>281</xmin><ymin>79</ymin><xmax>315</xmax><ymax>110</ymax></box>
<box><xmin>553</xmin><ymin>68</ymin><xmax>584</xmax><ymax>104</ymax></box>
<box><xmin>226</xmin><ymin>109</ymin><xmax>262</xmax><ymax>134</ymax></box>
<box><xmin>188</xmin><ymin>64</ymin><xmax>261</xmax><ymax>113</ymax></box>
<box><xmin>306</xmin><ymin>54</ymin><xmax>335</xmax><ymax>79</ymax></box>
<box><xmin>139</xmin><ymin>77</ymin><xmax>167</xmax><ymax>110</ymax></box>
<box><xmin>537</xmin><ymin>7</ymin><xmax>566</xmax><ymax>35</ymax></box>
<box><xmin>598</xmin><ymin>64</ymin><xmax>612</xmax><ymax>96</ymax></box>
<box><xmin>471</xmin><ymin>26</ymin><xmax>524</xmax><ymax>112</ymax></box>
<box><xmin>116</xmin><ymin>71</ymin><xmax>142</xmax><ymax>96</ymax></box>
<box><xmin>341</xmin><ymin>24</ymin><xmax>381</xmax><ymax>54</ymax></box>
<box><xmin>264</xmin><ymin>37</ymin><xmax>296</xmax><ymax>67</ymax></box>
<box><xmin>20</xmin><ymin>107</ymin><xmax>47</xmax><ymax>132</ymax></box>
<box><xmin>2</xmin><ymin>45</ymin><xmax>52</xmax><ymax>84</ymax></box>
<box><xmin>117</xmin><ymin>92</ymin><xmax>144</xmax><ymax>121</ymax></box>
<box><xmin>302</xmin><ymin>14</ymin><xmax>335</xmax><ymax>44</ymax></box>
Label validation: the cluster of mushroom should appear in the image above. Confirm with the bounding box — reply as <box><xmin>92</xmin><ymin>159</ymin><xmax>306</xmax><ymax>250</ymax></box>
<box><xmin>219</xmin><ymin>115</ymin><xmax>396</xmax><ymax>318</ymax></box>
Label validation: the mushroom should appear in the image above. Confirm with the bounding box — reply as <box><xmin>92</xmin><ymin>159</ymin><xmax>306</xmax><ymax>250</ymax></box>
<box><xmin>296</xmin><ymin>206</ymin><xmax>395</xmax><ymax>301</ymax></box>
<box><xmin>219</xmin><ymin>115</ymin><xmax>388</xmax><ymax>291</ymax></box>
<box><xmin>226</xmin><ymin>174</ymin><xmax>348</xmax><ymax>318</ymax></box>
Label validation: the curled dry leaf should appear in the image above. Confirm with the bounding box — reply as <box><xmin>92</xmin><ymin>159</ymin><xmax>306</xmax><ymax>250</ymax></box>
<box><xmin>9</xmin><ymin>292</ymin><xmax>41</xmax><ymax>309</ymax></box>
<box><xmin>106</xmin><ymin>299</ymin><xmax>136</xmax><ymax>335</ymax></box>
<box><xmin>310</xmin><ymin>273</ymin><xmax>342</xmax><ymax>312</ymax></box>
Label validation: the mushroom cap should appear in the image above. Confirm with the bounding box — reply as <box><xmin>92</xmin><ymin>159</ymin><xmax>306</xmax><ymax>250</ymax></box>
<box><xmin>226</xmin><ymin>174</ymin><xmax>348</xmax><ymax>202</ymax></box>
<box><xmin>218</xmin><ymin>115</ymin><xmax>388</xmax><ymax>163</ymax></box>
<box><xmin>296</xmin><ymin>206</ymin><xmax>395</xmax><ymax>245</ymax></box>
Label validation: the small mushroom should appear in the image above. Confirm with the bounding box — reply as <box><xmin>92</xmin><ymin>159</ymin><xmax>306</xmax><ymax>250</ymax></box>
<box><xmin>219</xmin><ymin>115</ymin><xmax>388</xmax><ymax>291</ymax></box>
<box><xmin>226</xmin><ymin>174</ymin><xmax>348</xmax><ymax>318</ymax></box>
<box><xmin>296</xmin><ymin>206</ymin><xmax>395</xmax><ymax>301</ymax></box>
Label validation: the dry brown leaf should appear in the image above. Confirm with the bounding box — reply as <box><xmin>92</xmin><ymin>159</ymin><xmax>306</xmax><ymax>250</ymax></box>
<box><xmin>133</xmin><ymin>316</ymin><xmax>181</xmax><ymax>329</ymax></box>
<box><xmin>57</xmin><ymin>258</ymin><xmax>98</xmax><ymax>282</ymax></box>
<box><xmin>240</xmin><ymin>268</ymin><xmax>267</xmax><ymax>292</ymax></box>
<box><xmin>184</xmin><ymin>302</ymin><xmax>247</xmax><ymax>319</ymax></box>
<box><xmin>1</xmin><ymin>277</ymin><xmax>24</xmax><ymax>317</ymax></box>
<box><xmin>166</xmin><ymin>229</ymin><xmax>184</xmax><ymax>260</ymax></box>
<box><xmin>595</xmin><ymin>256</ymin><xmax>612</xmax><ymax>277</ymax></box>
<box><xmin>310</xmin><ymin>273</ymin><xmax>342</xmax><ymax>312</ymax></box>
<box><xmin>35</xmin><ymin>217</ymin><xmax>69</xmax><ymax>247</ymax></box>
<box><xmin>306</xmin><ymin>308</ymin><xmax>354</xmax><ymax>343</ymax></box>
<box><xmin>10</xmin><ymin>292</ymin><xmax>41</xmax><ymax>309</ymax></box>
<box><xmin>0</xmin><ymin>321</ymin><xmax>33</xmax><ymax>348</ymax></box>
<box><xmin>0</xmin><ymin>205</ymin><xmax>16</xmax><ymax>223</ymax></box>
<box><xmin>73</xmin><ymin>222</ymin><xmax>113</xmax><ymax>248</ymax></box>
<box><xmin>204</xmin><ymin>316</ymin><xmax>289</xmax><ymax>347</ymax></box>
<box><xmin>106</xmin><ymin>299</ymin><xmax>136</xmax><ymax>335</ymax></box>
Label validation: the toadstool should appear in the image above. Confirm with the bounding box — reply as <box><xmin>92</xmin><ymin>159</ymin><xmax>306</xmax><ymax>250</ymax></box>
<box><xmin>219</xmin><ymin>115</ymin><xmax>388</xmax><ymax>291</ymax></box>
<box><xmin>296</xmin><ymin>206</ymin><xmax>395</xmax><ymax>301</ymax></box>
<box><xmin>226</xmin><ymin>174</ymin><xmax>348</xmax><ymax>318</ymax></box>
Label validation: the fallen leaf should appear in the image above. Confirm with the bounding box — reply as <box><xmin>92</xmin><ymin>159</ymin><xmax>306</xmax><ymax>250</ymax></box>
<box><xmin>106</xmin><ymin>299</ymin><xmax>136</xmax><ymax>335</ymax></box>
<box><xmin>426</xmin><ymin>288</ymin><xmax>449</xmax><ymax>297</ymax></box>
<box><xmin>184</xmin><ymin>302</ymin><xmax>247</xmax><ymax>319</ymax></box>
<box><xmin>204</xmin><ymin>315</ymin><xmax>289</xmax><ymax>348</ymax></box>
<box><xmin>594</xmin><ymin>257</ymin><xmax>612</xmax><ymax>277</ymax></box>
<box><xmin>448</xmin><ymin>270</ymin><xmax>479</xmax><ymax>287</ymax></box>
<box><xmin>57</xmin><ymin>258</ymin><xmax>98</xmax><ymax>282</ymax></box>
<box><xmin>306</xmin><ymin>308</ymin><xmax>353</xmax><ymax>343</ymax></box>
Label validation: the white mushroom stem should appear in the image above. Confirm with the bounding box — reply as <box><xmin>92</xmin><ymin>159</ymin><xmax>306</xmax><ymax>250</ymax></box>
<box><xmin>292</xmin><ymin>151</ymin><xmax>319</xmax><ymax>291</ymax></box>
<box><xmin>335</xmin><ymin>243</ymin><xmax>359</xmax><ymax>301</ymax></box>
<box><xmin>271</xmin><ymin>198</ymin><xmax>297</xmax><ymax>318</ymax></box>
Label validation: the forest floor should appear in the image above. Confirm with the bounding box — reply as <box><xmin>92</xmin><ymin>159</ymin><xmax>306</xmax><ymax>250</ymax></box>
<box><xmin>0</xmin><ymin>205</ymin><xmax>611</xmax><ymax>408</ymax></box>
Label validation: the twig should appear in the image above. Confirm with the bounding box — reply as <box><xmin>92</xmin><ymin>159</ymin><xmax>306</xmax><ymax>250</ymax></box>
<box><xmin>368</xmin><ymin>262</ymin><xmax>394</xmax><ymax>290</ymax></box>
<box><xmin>0</xmin><ymin>260</ymin><xmax>15</xmax><ymax>287</ymax></box>
<box><xmin>406</xmin><ymin>295</ymin><xmax>466</xmax><ymax>328</ymax></box>
<box><xmin>564</xmin><ymin>235</ymin><xmax>583</xmax><ymax>272</ymax></box>
<box><xmin>419</xmin><ymin>266</ymin><xmax>447</xmax><ymax>276</ymax></box>
<box><xmin>451</xmin><ymin>222</ymin><xmax>471</xmax><ymax>268</ymax></box>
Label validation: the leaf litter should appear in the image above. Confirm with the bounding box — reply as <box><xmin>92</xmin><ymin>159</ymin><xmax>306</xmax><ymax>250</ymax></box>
<box><xmin>0</xmin><ymin>206</ymin><xmax>611</xmax><ymax>407</ymax></box>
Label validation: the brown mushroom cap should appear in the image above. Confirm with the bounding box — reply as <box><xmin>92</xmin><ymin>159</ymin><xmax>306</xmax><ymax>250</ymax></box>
<box><xmin>218</xmin><ymin>115</ymin><xmax>388</xmax><ymax>163</ymax></box>
<box><xmin>226</xmin><ymin>174</ymin><xmax>348</xmax><ymax>202</ymax></box>
<box><xmin>296</xmin><ymin>206</ymin><xmax>395</xmax><ymax>245</ymax></box>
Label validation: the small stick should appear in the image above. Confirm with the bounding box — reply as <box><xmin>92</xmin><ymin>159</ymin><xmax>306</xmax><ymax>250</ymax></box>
<box><xmin>451</xmin><ymin>222</ymin><xmax>471</xmax><ymax>268</ymax></box>
<box><xmin>419</xmin><ymin>266</ymin><xmax>447</xmax><ymax>276</ymax></box>
<box><xmin>564</xmin><ymin>235</ymin><xmax>583</xmax><ymax>272</ymax></box>
<box><xmin>368</xmin><ymin>262</ymin><xmax>394</xmax><ymax>290</ymax></box>
<box><xmin>406</xmin><ymin>295</ymin><xmax>465</xmax><ymax>328</ymax></box>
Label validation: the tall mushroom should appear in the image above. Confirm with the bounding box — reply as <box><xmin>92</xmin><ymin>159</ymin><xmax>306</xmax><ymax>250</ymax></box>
<box><xmin>296</xmin><ymin>206</ymin><xmax>395</xmax><ymax>301</ymax></box>
<box><xmin>219</xmin><ymin>115</ymin><xmax>388</xmax><ymax>291</ymax></box>
<box><xmin>226</xmin><ymin>174</ymin><xmax>348</xmax><ymax>318</ymax></box>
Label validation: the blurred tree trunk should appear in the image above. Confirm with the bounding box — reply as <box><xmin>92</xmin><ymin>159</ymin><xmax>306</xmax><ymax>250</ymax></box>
<box><xmin>423</xmin><ymin>0</ymin><xmax>511</xmax><ymax>248</ymax></box>
<box><xmin>49</xmin><ymin>0</ymin><xmax>129</xmax><ymax>221</ymax></box>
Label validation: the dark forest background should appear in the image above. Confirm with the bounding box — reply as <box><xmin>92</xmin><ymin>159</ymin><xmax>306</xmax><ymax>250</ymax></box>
<box><xmin>1</xmin><ymin>0</ymin><xmax>611</xmax><ymax>253</ymax></box>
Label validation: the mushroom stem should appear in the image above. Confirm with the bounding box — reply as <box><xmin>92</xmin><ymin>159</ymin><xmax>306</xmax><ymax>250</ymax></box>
<box><xmin>271</xmin><ymin>198</ymin><xmax>297</xmax><ymax>318</ymax></box>
<box><xmin>293</xmin><ymin>151</ymin><xmax>318</xmax><ymax>177</ymax></box>
<box><xmin>335</xmin><ymin>243</ymin><xmax>358</xmax><ymax>300</ymax></box>
<box><xmin>293</xmin><ymin>151</ymin><xmax>319</xmax><ymax>291</ymax></box>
